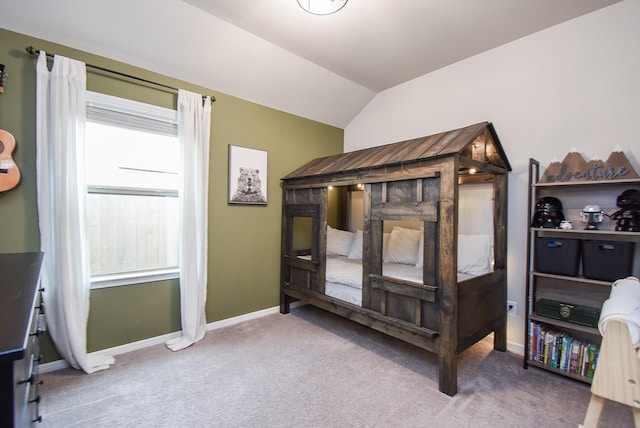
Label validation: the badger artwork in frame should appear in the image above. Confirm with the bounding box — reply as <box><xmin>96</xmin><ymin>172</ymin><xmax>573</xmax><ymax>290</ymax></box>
<box><xmin>228</xmin><ymin>145</ymin><xmax>268</xmax><ymax>205</ymax></box>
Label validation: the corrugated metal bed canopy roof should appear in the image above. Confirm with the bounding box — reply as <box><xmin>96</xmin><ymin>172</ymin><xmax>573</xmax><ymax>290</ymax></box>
<box><xmin>283</xmin><ymin>122</ymin><xmax>511</xmax><ymax>181</ymax></box>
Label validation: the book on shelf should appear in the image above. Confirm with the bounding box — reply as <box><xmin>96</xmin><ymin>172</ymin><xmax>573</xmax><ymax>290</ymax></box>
<box><xmin>528</xmin><ymin>321</ymin><xmax>599</xmax><ymax>378</ymax></box>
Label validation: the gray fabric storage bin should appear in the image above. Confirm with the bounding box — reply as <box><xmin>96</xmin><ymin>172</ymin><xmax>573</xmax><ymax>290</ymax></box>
<box><xmin>582</xmin><ymin>240</ymin><xmax>634</xmax><ymax>282</ymax></box>
<box><xmin>534</xmin><ymin>237</ymin><xmax>580</xmax><ymax>276</ymax></box>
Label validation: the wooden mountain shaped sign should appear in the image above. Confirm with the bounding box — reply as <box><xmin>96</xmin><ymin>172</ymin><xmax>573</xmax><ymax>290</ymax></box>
<box><xmin>539</xmin><ymin>147</ymin><xmax>639</xmax><ymax>183</ymax></box>
<box><xmin>605</xmin><ymin>147</ymin><xmax>639</xmax><ymax>178</ymax></box>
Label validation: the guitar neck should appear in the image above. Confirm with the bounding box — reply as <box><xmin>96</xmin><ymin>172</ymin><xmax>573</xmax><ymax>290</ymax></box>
<box><xmin>0</xmin><ymin>64</ymin><xmax>6</xmax><ymax>94</ymax></box>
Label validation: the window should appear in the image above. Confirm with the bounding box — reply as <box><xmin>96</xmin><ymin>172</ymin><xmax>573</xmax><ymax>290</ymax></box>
<box><xmin>85</xmin><ymin>92</ymin><xmax>179</xmax><ymax>288</ymax></box>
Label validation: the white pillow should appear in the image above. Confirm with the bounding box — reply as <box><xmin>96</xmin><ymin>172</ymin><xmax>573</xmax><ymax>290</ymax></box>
<box><xmin>383</xmin><ymin>232</ymin><xmax>390</xmax><ymax>257</ymax></box>
<box><xmin>327</xmin><ymin>225</ymin><xmax>355</xmax><ymax>257</ymax></box>
<box><xmin>383</xmin><ymin>227</ymin><xmax>421</xmax><ymax>265</ymax></box>
<box><xmin>348</xmin><ymin>230</ymin><xmax>363</xmax><ymax>259</ymax></box>
<box><xmin>457</xmin><ymin>234</ymin><xmax>493</xmax><ymax>275</ymax></box>
<box><xmin>347</xmin><ymin>230</ymin><xmax>392</xmax><ymax>260</ymax></box>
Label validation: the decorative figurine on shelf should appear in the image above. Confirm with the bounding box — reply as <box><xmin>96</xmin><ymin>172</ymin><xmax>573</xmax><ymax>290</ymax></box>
<box><xmin>559</xmin><ymin>220</ymin><xmax>573</xmax><ymax>230</ymax></box>
<box><xmin>610</xmin><ymin>189</ymin><xmax>640</xmax><ymax>232</ymax></box>
<box><xmin>531</xmin><ymin>196</ymin><xmax>565</xmax><ymax>228</ymax></box>
<box><xmin>580</xmin><ymin>205</ymin><xmax>605</xmax><ymax>230</ymax></box>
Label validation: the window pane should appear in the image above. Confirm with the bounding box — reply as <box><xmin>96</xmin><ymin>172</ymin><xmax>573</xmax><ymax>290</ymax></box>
<box><xmin>85</xmin><ymin>93</ymin><xmax>179</xmax><ymax>282</ymax></box>
<box><xmin>87</xmin><ymin>192</ymin><xmax>179</xmax><ymax>276</ymax></box>
<box><xmin>85</xmin><ymin>121</ymin><xmax>178</xmax><ymax>191</ymax></box>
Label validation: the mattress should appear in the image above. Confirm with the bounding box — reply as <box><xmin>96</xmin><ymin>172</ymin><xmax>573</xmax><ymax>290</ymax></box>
<box><xmin>325</xmin><ymin>281</ymin><xmax>362</xmax><ymax>306</ymax></box>
<box><xmin>324</xmin><ymin>256</ymin><xmax>476</xmax><ymax>307</ymax></box>
<box><xmin>300</xmin><ymin>255</ymin><xmax>479</xmax><ymax>307</ymax></box>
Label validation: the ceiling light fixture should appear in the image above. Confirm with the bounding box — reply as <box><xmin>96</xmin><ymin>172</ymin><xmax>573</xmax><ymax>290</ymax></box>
<box><xmin>297</xmin><ymin>0</ymin><xmax>348</xmax><ymax>15</ymax></box>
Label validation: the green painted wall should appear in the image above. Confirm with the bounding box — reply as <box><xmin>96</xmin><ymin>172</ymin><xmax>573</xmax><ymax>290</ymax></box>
<box><xmin>0</xmin><ymin>28</ymin><xmax>343</xmax><ymax>361</ymax></box>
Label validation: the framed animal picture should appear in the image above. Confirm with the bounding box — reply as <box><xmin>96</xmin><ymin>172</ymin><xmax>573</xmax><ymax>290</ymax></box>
<box><xmin>228</xmin><ymin>145</ymin><xmax>268</xmax><ymax>205</ymax></box>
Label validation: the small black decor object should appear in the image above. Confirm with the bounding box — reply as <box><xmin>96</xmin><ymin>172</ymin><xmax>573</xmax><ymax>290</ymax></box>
<box><xmin>531</xmin><ymin>196</ymin><xmax>565</xmax><ymax>228</ymax></box>
<box><xmin>611</xmin><ymin>189</ymin><xmax>640</xmax><ymax>232</ymax></box>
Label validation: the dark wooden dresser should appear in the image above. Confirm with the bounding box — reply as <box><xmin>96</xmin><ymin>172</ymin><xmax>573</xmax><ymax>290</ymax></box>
<box><xmin>0</xmin><ymin>252</ymin><xmax>44</xmax><ymax>427</ymax></box>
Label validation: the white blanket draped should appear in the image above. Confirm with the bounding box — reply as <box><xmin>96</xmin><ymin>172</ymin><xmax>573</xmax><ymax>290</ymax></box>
<box><xmin>599</xmin><ymin>277</ymin><xmax>640</xmax><ymax>347</ymax></box>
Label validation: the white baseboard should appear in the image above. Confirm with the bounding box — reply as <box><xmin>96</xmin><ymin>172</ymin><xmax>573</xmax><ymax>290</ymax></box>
<box><xmin>40</xmin><ymin>303</ymin><xmax>296</xmax><ymax>374</ymax></box>
<box><xmin>205</xmin><ymin>305</ymin><xmax>284</xmax><ymax>332</ymax></box>
<box><xmin>484</xmin><ymin>332</ymin><xmax>525</xmax><ymax>356</ymax></box>
<box><xmin>40</xmin><ymin>301</ymin><xmax>524</xmax><ymax>374</ymax></box>
<box><xmin>39</xmin><ymin>359</ymin><xmax>71</xmax><ymax>374</ymax></box>
<box><xmin>507</xmin><ymin>341</ymin><xmax>524</xmax><ymax>355</ymax></box>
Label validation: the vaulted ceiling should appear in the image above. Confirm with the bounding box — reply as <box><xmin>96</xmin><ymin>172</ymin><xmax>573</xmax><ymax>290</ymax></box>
<box><xmin>185</xmin><ymin>0</ymin><xmax>621</xmax><ymax>91</ymax></box>
<box><xmin>0</xmin><ymin>0</ymin><xmax>622</xmax><ymax>127</ymax></box>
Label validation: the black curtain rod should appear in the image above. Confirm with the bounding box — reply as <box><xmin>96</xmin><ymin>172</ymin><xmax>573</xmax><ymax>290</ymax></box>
<box><xmin>25</xmin><ymin>46</ymin><xmax>216</xmax><ymax>103</ymax></box>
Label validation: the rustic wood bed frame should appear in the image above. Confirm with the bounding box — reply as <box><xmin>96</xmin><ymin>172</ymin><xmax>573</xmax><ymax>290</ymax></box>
<box><xmin>280</xmin><ymin>122</ymin><xmax>511</xmax><ymax>396</ymax></box>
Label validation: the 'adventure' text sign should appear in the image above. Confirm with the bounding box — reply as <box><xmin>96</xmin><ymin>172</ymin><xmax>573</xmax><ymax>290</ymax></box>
<box><xmin>540</xmin><ymin>150</ymin><xmax>638</xmax><ymax>183</ymax></box>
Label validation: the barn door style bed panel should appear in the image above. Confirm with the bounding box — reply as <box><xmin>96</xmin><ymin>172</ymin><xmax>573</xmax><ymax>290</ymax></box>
<box><xmin>280</xmin><ymin>122</ymin><xmax>511</xmax><ymax>396</ymax></box>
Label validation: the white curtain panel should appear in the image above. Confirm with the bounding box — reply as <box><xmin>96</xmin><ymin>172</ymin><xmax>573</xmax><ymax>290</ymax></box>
<box><xmin>36</xmin><ymin>52</ymin><xmax>114</xmax><ymax>373</ymax></box>
<box><xmin>166</xmin><ymin>90</ymin><xmax>211</xmax><ymax>351</ymax></box>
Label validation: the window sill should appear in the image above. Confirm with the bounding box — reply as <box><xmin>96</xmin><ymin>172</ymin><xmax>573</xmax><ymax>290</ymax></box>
<box><xmin>90</xmin><ymin>268</ymin><xmax>179</xmax><ymax>289</ymax></box>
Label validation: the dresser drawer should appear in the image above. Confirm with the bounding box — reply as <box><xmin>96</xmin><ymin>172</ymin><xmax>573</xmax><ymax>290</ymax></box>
<box><xmin>0</xmin><ymin>252</ymin><xmax>44</xmax><ymax>427</ymax></box>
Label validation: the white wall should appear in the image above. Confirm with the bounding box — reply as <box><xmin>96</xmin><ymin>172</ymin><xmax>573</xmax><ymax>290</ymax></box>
<box><xmin>344</xmin><ymin>0</ymin><xmax>640</xmax><ymax>348</ymax></box>
<box><xmin>348</xmin><ymin>183</ymin><xmax>492</xmax><ymax>235</ymax></box>
<box><xmin>458</xmin><ymin>183</ymin><xmax>494</xmax><ymax>236</ymax></box>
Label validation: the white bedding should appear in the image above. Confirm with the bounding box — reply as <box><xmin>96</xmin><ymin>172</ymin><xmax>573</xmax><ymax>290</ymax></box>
<box><xmin>299</xmin><ymin>226</ymin><xmax>491</xmax><ymax>307</ymax></box>
<box><xmin>324</xmin><ymin>256</ymin><xmax>425</xmax><ymax>306</ymax></box>
<box><xmin>325</xmin><ymin>281</ymin><xmax>362</xmax><ymax>306</ymax></box>
<box><xmin>315</xmin><ymin>255</ymin><xmax>443</xmax><ymax>290</ymax></box>
<box><xmin>322</xmin><ymin>256</ymin><xmax>477</xmax><ymax>307</ymax></box>
<box><xmin>324</xmin><ymin>255</ymin><xmax>477</xmax><ymax>287</ymax></box>
<box><xmin>324</xmin><ymin>257</ymin><xmax>422</xmax><ymax>306</ymax></box>
<box><xmin>325</xmin><ymin>256</ymin><xmax>363</xmax><ymax>288</ymax></box>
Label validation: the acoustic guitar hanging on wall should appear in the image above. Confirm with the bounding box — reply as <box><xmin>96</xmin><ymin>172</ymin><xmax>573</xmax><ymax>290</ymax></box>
<box><xmin>0</xmin><ymin>129</ymin><xmax>21</xmax><ymax>192</ymax></box>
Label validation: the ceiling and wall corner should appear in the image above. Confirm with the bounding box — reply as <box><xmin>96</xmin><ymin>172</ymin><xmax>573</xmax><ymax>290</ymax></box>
<box><xmin>340</xmin><ymin>0</ymin><xmax>640</xmax><ymax>347</ymax></box>
<box><xmin>183</xmin><ymin>0</ymin><xmax>621</xmax><ymax>92</ymax></box>
<box><xmin>0</xmin><ymin>0</ymin><xmax>621</xmax><ymax>129</ymax></box>
<box><xmin>344</xmin><ymin>0</ymin><xmax>639</xmax><ymax>152</ymax></box>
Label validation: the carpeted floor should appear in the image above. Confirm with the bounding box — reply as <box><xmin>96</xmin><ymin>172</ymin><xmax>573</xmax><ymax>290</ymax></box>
<box><xmin>39</xmin><ymin>305</ymin><xmax>633</xmax><ymax>427</ymax></box>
